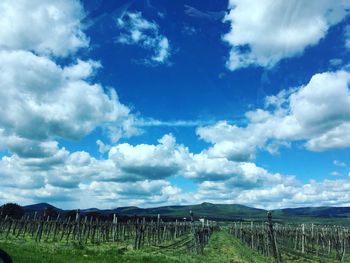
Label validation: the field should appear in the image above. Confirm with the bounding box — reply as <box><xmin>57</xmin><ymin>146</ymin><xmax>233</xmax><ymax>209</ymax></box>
<box><xmin>2</xmin><ymin>226</ymin><xmax>347</xmax><ymax>263</ymax></box>
<box><xmin>230</xmin><ymin>221</ymin><xmax>349</xmax><ymax>263</ymax></box>
<box><xmin>1</xmin><ymin>206</ymin><xmax>350</xmax><ymax>262</ymax></box>
<box><xmin>0</xmin><ymin>231</ymin><xmax>270</xmax><ymax>263</ymax></box>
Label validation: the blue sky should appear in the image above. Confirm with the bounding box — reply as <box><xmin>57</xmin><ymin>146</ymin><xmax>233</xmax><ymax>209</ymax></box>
<box><xmin>0</xmin><ymin>0</ymin><xmax>350</xmax><ymax>209</ymax></box>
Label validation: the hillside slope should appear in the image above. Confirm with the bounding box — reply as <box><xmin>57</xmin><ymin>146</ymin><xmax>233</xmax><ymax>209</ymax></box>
<box><xmin>20</xmin><ymin>202</ymin><xmax>350</xmax><ymax>222</ymax></box>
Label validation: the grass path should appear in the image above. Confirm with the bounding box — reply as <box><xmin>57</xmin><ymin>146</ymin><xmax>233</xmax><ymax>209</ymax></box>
<box><xmin>199</xmin><ymin>231</ymin><xmax>272</xmax><ymax>263</ymax></box>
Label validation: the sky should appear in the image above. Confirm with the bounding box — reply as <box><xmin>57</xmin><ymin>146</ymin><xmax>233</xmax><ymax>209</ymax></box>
<box><xmin>0</xmin><ymin>0</ymin><xmax>350</xmax><ymax>210</ymax></box>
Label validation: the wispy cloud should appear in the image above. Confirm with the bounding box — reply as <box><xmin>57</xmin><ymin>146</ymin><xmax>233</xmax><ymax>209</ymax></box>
<box><xmin>116</xmin><ymin>12</ymin><xmax>171</xmax><ymax>65</ymax></box>
<box><xmin>135</xmin><ymin>118</ymin><xmax>216</xmax><ymax>127</ymax></box>
<box><xmin>333</xmin><ymin>160</ymin><xmax>347</xmax><ymax>167</ymax></box>
<box><xmin>184</xmin><ymin>4</ymin><xmax>225</xmax><ymax>21</ymax></box>
<box><xmin>345</xmin><ymin>25</ymin><xmax>350</xmax><ymax>50</ymax></box>
<box><xmin>330</xmin><ymin>171</ymin><xmax>341</xmax><ymax>176</ymax></box>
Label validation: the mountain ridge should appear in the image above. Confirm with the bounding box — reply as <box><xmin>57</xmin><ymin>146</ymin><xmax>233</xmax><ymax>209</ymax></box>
<box><xmin>17</xmin><ymin>202</ymin><xmax>350</xmax><ymax>222</ymax></box>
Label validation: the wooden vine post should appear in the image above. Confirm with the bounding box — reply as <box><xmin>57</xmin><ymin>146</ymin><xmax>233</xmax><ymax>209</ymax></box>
<box><xmin>301</xmin><ymin>223</ymin><xmax>305</xmax><ymax>254</ymax></box>
<box><xmin>267</xmin><ymin>211</ymin><xmax>282</xmax><ymax>263</ymax></box>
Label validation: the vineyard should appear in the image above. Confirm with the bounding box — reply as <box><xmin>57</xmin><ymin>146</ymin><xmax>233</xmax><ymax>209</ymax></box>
<box><xmin>1</xmin><ymin>208</ymin><xmax>350</xmax><ymax>262</ymax></box>
<box><xmin>231</xmin><ymin>212</ymin><xmax>350</xmax><ymax>262</ymax></box>
<box><xmin>0</xmin><ymin>210</ymin><xmax>215</xmax><ymax>255</ymax></box>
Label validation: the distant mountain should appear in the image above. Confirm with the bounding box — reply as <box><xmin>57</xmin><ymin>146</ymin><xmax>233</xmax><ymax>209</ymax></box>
<box><xmin>109</xmin><ymin>202</ymin><xmax>267</xmax><ymax>220</ymax></box>
<box><xmin>21</xmin><ymin>202</ymin><xmax>266</xmax><ymax>220</ymax></box>
<box><xmin>23</xmin><ymin>203</ymin><xmax>63</xmax><ymax>214</ymax></box>
<box><xmin>19</xmin><ymin>202</ymin><xmax>350</xmax><ymax>222</ymax></box>
<box><xmin>80</xmin><ymin>208</ymin><xmax>101</xmax><ymax>213</ymax></box>
<box><xmin>277</xmin><ymin>207</ymin><xmax>350</xmax><ymax>218</ymax></box>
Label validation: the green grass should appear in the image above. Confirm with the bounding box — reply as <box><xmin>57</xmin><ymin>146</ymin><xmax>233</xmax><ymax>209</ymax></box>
<box><xmin>198</xmin><ymin>231</ymin><xmax>272</xmax><ymax>263</ymax></box>
<box><xmin>1</xmin><ymin>231</ymin><xmax>344</xmax><ymax>263</ymax></box>
<box><xmin>0</xmin><ymin>239</ymin><xmax>176</xmax><ymax>263</ymax></box>
<box><xmin>0</xmin><ymin>231</ymin><xmax>273</xmax><ymax>263</ymax></box>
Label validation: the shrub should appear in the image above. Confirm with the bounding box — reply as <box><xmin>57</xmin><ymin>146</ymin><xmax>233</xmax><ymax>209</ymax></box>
<box><xmin>0</xmin><ymin>203</ymin><xmax>24</xmax><ymax>219</ymax></box>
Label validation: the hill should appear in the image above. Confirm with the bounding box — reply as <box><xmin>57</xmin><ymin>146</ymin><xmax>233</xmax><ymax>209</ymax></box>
<box><xmin>23</xmin><ymin>203</ymin><xmax>63</xmax><ymax>214</ymax></box>
<box><xmin>110</xmin><ymin>202</ymin><xmax>266</xmax><ymax>220</ymax></box>
<box><xmin>18</xmin><ymin>202</ymin><xmax>350</xmax><ymax>223</ymax></box>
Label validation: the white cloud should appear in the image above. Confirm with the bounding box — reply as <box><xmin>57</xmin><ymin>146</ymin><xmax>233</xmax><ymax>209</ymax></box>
<box><xmin>0</xmin><ymin>0</ymin><xmax>149</xmax><ymax>208</ymax></box>
<box><xmin>184</xmin><ymin>153</ymin><xmax>294</xmax><ymax>189</ymax></box>
<box><xmin>0</xmin><ymin>50</ymin><xmax>131</xmax><ymax>149</ymax></box>
<box><xmin>306</xmin><ymin>123</ymin><xmax>350</xmax><ymax>151</ymax></box>
<box><xmin>96</xmin><ymin>140</ymin><xmax>111</xmax><ymax>154</ymax></box>
<box><xmin>197</xmin><ymin>70</ymin><xmax>350</xmax><ymax>161</ymax></box>
<box><xmin>0</xmin><ymin>0</ymin><xmax>88</xmax><ymax>57</ymax></box>
<box><xmin>289</xmin><ymin>71</ymin><xmax>350</xmax><ymax>132</ymax></box>
<box><xmin>0</xmin><ymin>139</ymin><xmax>187</xmax><ymax>208</ymax></box>
<box><xmin>223</xmin><ymin>0</ymin><xmax>350</xmax><ymax>70</ymax></box>
<box><xmin>197</xmin><ymin>121</ymin><xmax>260</xmax><ymax>161</ymax></box>
<box><xmin>2</xmin><ymin>131</ymin><xmax>350</xmax><ymax>209</ymax></box>
<box><xmin>330</xmin><ymin>171</ymin><xmax>341</xmax><ymax>176</ymax></box>
<box><xmin>116</xmin><ymin>12</ymin><xmax>171</xmax><ymax>64</ymax></box>
<box><xmin>0</xmin><ymin>0</ymin><xmax>139</xmax><ymax>159</ymax></box>
<box><xmin>345</xmin><ymin>25</ymin><xmax>350</xmax><ymax>50</ymax></box>
<box><xmin>330</xmin><ymin>58</ymin><xmax>343</xmax><ymax>67</ymax></box>
<box><xmin>333</xmin><ymin>160</ymin><xmax>346</xmax><ymax>167</ymax></box>
<box><xmin>135</xmin><ymin>118</ymin><xmax>215</xmax><ymax>127</ymax></box>
<box><xmin>0</xmin><ymin>131</ymin><xmax>293</xmax><ymax>208</ymax></box>
<box><xmin>1</xmin><ymin>0</ymin><xmax>350</xmax><ymax>210</ymax></box>
<box><xmin>83</xmin><ymin>180</ymin><xmax>183</xmax><ymax>207</ymax></box>
<box><xmin>192</xmin><ymin>179</ymin><xmax>350</xmax><ymax>209</ymax></box>
<box><xmin>108</xmin><ymin>134</ymin><xmax>188</xmax><ymax>181</ymax></box>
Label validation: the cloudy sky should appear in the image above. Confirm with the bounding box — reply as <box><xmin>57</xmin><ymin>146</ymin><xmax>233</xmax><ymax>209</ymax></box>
<box><xmin>0</xmin><ymin>0</ymin><xmax>350</xmax><ymax>209</ymax></box>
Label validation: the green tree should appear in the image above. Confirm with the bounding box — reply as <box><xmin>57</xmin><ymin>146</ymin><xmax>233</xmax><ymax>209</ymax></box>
<box><xmin>0</xmin><ymin>203</ymin><xmax>24</xmax><ymax>219</ymax></box>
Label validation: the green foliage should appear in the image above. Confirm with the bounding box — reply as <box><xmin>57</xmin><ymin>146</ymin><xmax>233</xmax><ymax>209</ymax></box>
<box><xmin>0</xmin><ymin>203</ymin><xmax>24</xmax><ymax>219</ymax></box>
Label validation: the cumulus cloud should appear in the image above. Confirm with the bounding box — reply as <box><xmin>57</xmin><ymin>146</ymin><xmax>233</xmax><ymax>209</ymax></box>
<box><xmin>83</xmin><ymin>180</ymin><xmax>183</xmax><ymax>207</ymax></box>
<box><xmin>0</xmin><ymin>51</ymin><xmax>131</xmax><ymax>145</ymax></box>
<box><xmin>1</xmin><ymin>0</ymin><xmax>350</xmax><ymax>210</ymax></box>
<box><xmin>116</xmin><ymin>12</ymin><xmax>171</xmax><ymax>64</ymax></box>
<box><xmin>2</xmin><ymin>131</ymin><xmax>350</xmax><ymax>209</ymax></box>
<box><xmin>197</xmin><ymin>121</ymin><xmax>259</xmax><ymax>161</ymax></box>
<box><xmin>0</xmin><ymin>1</ymin><xmax>138</xmax><ymax>159</ymax></box>
<box><xmin>0</xmin><ymin>134</ymin><xmax>184</xmax><ymax>193</ymax></box>
<box><xmin>0</xmin><ymin>0</ymin><xmax>150</xmax><ymax>208</ymax></box>
<box><xmin>108</xmin><ymin>134</ymin><xmax>188</xmax><ymax>181</ymax></box>
<box><xmin>223</xmin><ymin>0</ymin><xmax>350</xmax><ymax>70</ymax></box>
<box><xmin>192</xmin><ymin>179</ymin><xmax>350</xmax><ymax>209</ymax></box>
<box><xmin>0</xmin><ymin>137</ymin><xmax>187</xmax><ymax>208</ymax></box>
<box><xmin>0</xmin><ymin>131</ymin><xmax>295</xmax><ymax>208</ymax></box>
<box><xmin>184</xmin><ymin>154</ymin><xmax>294</xmax><ymax>189</ymax></box>
<box><xmin>198</xmin><ymin>70</ymin><xmax>350</xmax><ymax>161</ymax></box>
<box><xmin>0</xmin><ymin>0</ymin><xmax>88</xmax><ymax>57</ymax></box>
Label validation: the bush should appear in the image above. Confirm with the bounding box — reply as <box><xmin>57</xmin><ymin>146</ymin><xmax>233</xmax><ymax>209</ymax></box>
<box><xmin>0</xmin><ymin>203</ymin><xmax>24</xmax><ymax>219</ymax></box>
<box><xmin>44</xmin><ymin>206</ymin><xmax>59</xmax><ymax>219</ymax></box>
<box><xmin>65</xmin><ymin>210</ymin><xmax>78</xmax><ymax>220</ymax></box>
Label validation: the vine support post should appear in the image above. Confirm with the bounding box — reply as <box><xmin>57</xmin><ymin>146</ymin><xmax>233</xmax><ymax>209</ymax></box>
<box><xmin>267</xmin><ymin>211</ymin><xmax>282</xmax><ymax>263</ymax></box>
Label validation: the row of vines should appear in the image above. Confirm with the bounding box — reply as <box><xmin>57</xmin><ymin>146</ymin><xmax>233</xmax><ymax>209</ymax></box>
<box><xmin>0</xmin><ymin>210</ymin><xmax>216</xmax><ymax>255</ymax></box>
<box><xmin>231</xmin><ymin>212</ymin><xmax>350</xmax><ymax>262</ymax></box>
